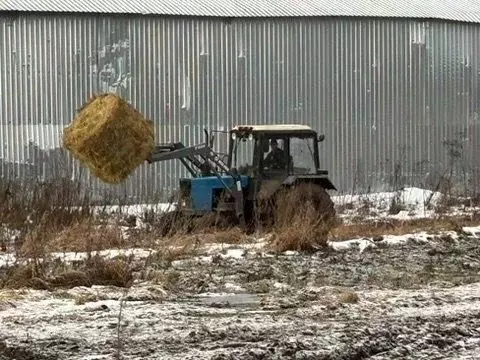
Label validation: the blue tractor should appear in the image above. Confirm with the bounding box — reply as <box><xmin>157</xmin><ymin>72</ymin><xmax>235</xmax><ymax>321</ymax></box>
<box><xmin>147</xmin><ymin>124</ymin><xmax>337</xmax><ymax>232</ymax></box>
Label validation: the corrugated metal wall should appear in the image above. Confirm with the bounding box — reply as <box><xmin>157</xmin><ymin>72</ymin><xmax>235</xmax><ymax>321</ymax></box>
<box><xmin>1</xmin><ymin>13</ymin><xmax>480</xmax><ymax>201</ymax></box>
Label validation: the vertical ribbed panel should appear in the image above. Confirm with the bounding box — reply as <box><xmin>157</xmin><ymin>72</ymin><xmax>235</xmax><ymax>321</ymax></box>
<box><xmin>1</xmin><ymin>14</ymin><xmax>480</xmax><ymax>201</ymax></box>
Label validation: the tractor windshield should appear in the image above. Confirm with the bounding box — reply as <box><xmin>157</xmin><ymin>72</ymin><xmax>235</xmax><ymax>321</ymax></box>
<box><xmin>289</xmin><ymin>136</ymin><xmax>317</xmax><ymax>174</ymax></box>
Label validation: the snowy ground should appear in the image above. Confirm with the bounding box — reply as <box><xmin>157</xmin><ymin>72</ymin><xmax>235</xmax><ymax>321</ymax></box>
<box><xmin>80</xmin><ymin>187</ymin><xmax>453</xmax><ymax>221</ymax></box>
<box><xmin>94</xmin><ymin>186</ymin><xmax>480</xmax><ymax>225</ymax></box>
<box><xmin>333</xmin><ymin>186</ymin><xmax>479</xmax><ymax>222</ymax></box>
<box><xmin>1</xmin><ymin>187</ymin><xmax>480</xmax><ymax>359</ymax></box>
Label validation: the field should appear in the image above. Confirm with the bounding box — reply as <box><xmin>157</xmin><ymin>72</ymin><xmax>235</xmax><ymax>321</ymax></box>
<box><xmin>1</xmin><ymin>186</ymin><xmax>480</xmax><ymax>359</ymax></box>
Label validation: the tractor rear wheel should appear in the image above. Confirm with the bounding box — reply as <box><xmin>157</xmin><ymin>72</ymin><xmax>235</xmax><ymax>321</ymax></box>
<box><xmin>255</xmin><ymin>182</ymin><xmax>336</xmax><ymax>232</ymax></box>
<box><xmin>255</xmin><ymin>183</ymin><xmax>337</xmax><ymax>251</ymax></box>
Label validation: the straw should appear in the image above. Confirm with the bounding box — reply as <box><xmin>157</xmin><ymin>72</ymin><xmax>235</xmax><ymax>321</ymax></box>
<box><xmin>63</xmin><ymin>93</ymin><xmax>155</xmax><ymax>184</ymax></box>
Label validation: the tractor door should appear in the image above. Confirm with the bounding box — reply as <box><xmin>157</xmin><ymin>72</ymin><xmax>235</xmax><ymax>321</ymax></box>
<box><xmin>288</xmin><ymin>135</ymin><xmax>319</xmax><ymax>175</ymax></box>
<box><xmin>229</xmin><ymin>131</ymin><xmax>257</xmax><ymax>176</ymax></box>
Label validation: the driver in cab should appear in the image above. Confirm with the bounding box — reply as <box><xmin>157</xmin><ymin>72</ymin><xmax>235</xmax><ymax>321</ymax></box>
<box><xmin>264</xmin><ymin>139</ymin><xmax>286</xmax><ymax>169</ymax></box>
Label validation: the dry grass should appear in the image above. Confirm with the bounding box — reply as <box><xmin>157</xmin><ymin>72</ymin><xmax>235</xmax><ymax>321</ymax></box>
<box><xmin>1</xmin><ymin>264</ymin><xmax>50</xmax><ymax>290</ymax></box>
<box><xmin>388</xmin><ymin>194</ymin><xmax>406</xmax><ymax>215</ymax></box>
<box><xmin>135</xmin><ymin>207</ymin><xmax>250</xmax><ymax>247</ymax></box>
<box><xmin>432</xmin><ymin>194</ymin><xmax>477</xmax><ymax>214</ymax></box>
<box><xmin>47</xmin><ymin>220</ymin><xmax>125</xmax><ymax>253</ymax></box>
<box><xmin>148</xmin><ymin>269</ymin><xmax>181</xmax><ymax>291</ymax></box>
<box><xmin>211</xmin><ymin>227</ymin><xmax>249</xmax><ymax>244</ymax></box>
<box><xmin>0</xmin><ymin>179</ymin><xmax>91</xmax><ymax>231</ymax></box>
<box><xmin>88</xmin><ymin>256</ymin><xmax>133</xmax><ymax>287</ymax></box>
<box><xmin>0</xmin><ymin>179</ymin><xmax>130</xmax><ymax>256</ymax></box>
<box><xmin>50</xmin><ymin>270</ymin><xmax>92</xmax><ymax>288</ymax></box>
<box><xmin>140</xmin><ymin>229</ymin><xmax>247</xmax><ymax>270</ymax></box>
<box><xmin>63</xmin><ymin>93</ymin><xmax>154</xmax><ymax>184</ymax></box>
<box><xmin>338</xmin><ymin>290</ymin><xmax>360</xmax><ymax>304</ymax></box>
<box><xmin>74</xmin><ymin>293</ymin><xmax>102</xmax><ymax>305</ymax></box>
<box><xmin>0</xmin><ymin>289</ymin><xmax>26</xmax><ymax>310</ymax></box>
<box><xmin>142</xmin><ymin>210</ymin><xmax>210</xmax><ymax>239</ymax></box>
<box><xmin>18</xmin><ymin>219</ymin><xmax>126</xmax><ymax>259</ymax></box>
<box><xmin>157</xmin><ymin>242</ymin><xmax>198</xmax><ymax>263</ymax></box>
<box><xmin>270</xmin><ymin>214</ymin><xmax>332</xmax><ymax>253</ymax></box>
<box><xmin>268</xmin><ymin>184</ymin><xmax>337</xmax><ymax>252</ymax></box>
<box><xmin>331</xmin><ymin>216</ymin><xmax>475</xmax><ymax>241</ymax></box>
<box><xmin>5</xmin><ymin>174</ymin><xmax>480</xmax><ymax>294</ymax></box>
<box><xmin>1</xmin><ymin>256</ymin><xmax>133</xmax><ymax>290</ymax></box>
<box><xmin>161</xmin><ymin>227</ymin><xmax>248</xmax><ymax>249</ymax></box>
<box><xmin>0</xmin><ymin>289</ymin><xmax>26</xmax><ymax>302</ymax></box>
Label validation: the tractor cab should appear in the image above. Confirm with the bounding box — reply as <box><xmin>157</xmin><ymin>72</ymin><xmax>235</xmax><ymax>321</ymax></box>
<box><xmin>148</xmin><ymin>123</ymin><xmax>335</xmax><ymax>229</ymax></box>
<box><xmin>228</xmin><ymin>125</ymin><xmax>334</xmax><ymax>190</ymax></box>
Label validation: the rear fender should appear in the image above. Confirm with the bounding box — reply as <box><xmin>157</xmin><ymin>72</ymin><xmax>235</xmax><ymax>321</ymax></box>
<box><xmin>282</xmin><ymin>175</ymin><xmax>337</xmax><ymax>191</ymax></box>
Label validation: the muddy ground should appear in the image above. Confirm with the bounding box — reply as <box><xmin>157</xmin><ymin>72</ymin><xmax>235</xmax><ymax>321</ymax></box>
<box><xmin>1</xmin><ymin>230</ymin><xmax>480</xmax><ymax>360</ymax></box>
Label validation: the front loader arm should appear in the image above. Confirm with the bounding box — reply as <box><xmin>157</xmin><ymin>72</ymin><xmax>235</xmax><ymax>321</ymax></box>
<box><xmin>145</xmin><ymin>134</ymin><xmax>246</xmax><ymax>227</ymax></box>
<box><xmin>147</xmin><ymin>142</ymin><xmax>214</xmax><ymax>177</ymax></box>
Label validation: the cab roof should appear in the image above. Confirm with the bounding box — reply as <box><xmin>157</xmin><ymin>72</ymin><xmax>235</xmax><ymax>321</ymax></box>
<box><xmin>231</xmin><ymin>124</ymin><xmax>315</xmax><ymax>133</ymax></box>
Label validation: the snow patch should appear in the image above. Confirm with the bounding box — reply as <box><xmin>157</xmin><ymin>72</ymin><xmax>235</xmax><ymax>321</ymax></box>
<box><xmin>0</xmin><ymin>248</ymin><xmax>157</xmax><ymax>269</ymax></box>
<box><xmin>0</xmin><ymin>253</ymin><xmax>16</xmax><ymax>268</ymax></box>
<box><xmin>333</xmin><ymin>187</ymin><xmax>442</xmax><ymax>208</ymax></box>
<box><xmin>328</xmin><ymin>229</ymin><xmax>459</xmax><ymax>253</ymax></box>
<box><xmin>273</xmin><ymin>282</ymin><xmax>290</xmax><ymax>290</ymax></box>
<box><xmin>94</xmin><ymin>203</ymin><xmax>176</xmax><ymax>217</ymax></box>
<box><xmin>462</xmin><ymin>226</ymin><xmax>480</xmax><ymax>238</ymax></box>
<box><xmin>333</xmin><ymin>187</ymin><xmax>444</xmax><ymax>221</ymax></box>
<box><xmin>222</xmin><ymin>248</ymin><xmax>246</xmax><ymax>259</ymax></box>
<box><xmin>50</xmin><ymin>248</ymin><xmax>156</xmax><ymax>263</ymax></box>
<box><xmin>223</xmin><ymin>282</ymin><xmax>246</xmax><ymax>292</ymax></box>
<box><xmin>328</xmin><ymin>238</ymin><xmax>374</xmax><ymax>253</ymax></box>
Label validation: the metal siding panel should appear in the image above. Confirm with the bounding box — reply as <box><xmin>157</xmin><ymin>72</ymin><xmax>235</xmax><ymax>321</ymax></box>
<box><xmin>0</xmin><ymin>16</ymin><xmax>6</xmax><ymax>166</ymax></box>
<box><xmin>2</xmin><ymin>14</ymin><xmax>480</xmax><ymax>201</ymax></box>
<box><xmin>4</xmin><ymin>0</ymin><xmax>480</xmax><ymax>24</ymax></box>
